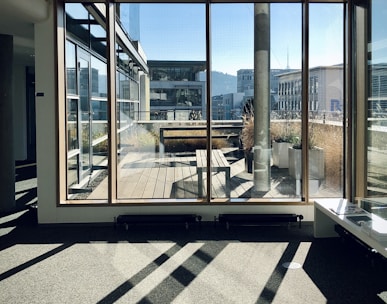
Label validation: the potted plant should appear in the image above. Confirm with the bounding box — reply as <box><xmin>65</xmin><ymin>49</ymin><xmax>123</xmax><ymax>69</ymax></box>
<box><xmin>272</xmin><ymin>126</ymin><xmax>298</xmax><ymax>168</ymax></box>
<box><xmin>271</xmin><ymin>117</ymin><xmax>301</xmax><ymax>169</ymax></box>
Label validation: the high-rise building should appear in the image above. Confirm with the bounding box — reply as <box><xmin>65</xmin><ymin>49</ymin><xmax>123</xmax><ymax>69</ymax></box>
<box><xmin>117</xmin><ymin>3</ymin><xmax>140</xmax><ymax>41</ymax></box>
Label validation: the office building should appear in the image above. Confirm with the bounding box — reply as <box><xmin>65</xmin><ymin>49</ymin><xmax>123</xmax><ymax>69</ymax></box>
<box><xmin>212</xmin><ymin>93</ymin><xmax>244</xmax><ymax>120</ymax></box>
<box><xmin>277</xmin><ymin>65</ymin><xmax>344</xmax><ymax>113</ymax></box>
<box><xmin>148</xmin><ymin>60</ymin><xmax>206</xmax><ymax>120</ymax></box>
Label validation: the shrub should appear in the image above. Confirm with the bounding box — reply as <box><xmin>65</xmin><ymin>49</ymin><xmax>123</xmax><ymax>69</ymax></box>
<box><xmin>164</xmin><ymin>130</ymin><xmax>230</xmax><ymax>152</ymax></box>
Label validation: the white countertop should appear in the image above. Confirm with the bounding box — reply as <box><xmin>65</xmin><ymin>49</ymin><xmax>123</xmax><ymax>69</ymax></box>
<box><xmin>314</xmin><ymin>198</ymin><xmax>387</xmax><ymax>258</ymax></box>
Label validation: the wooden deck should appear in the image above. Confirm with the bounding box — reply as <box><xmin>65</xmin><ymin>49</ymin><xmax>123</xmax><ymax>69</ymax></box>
<box><xmin>86</xmin><ymin>149</ymin><xmax>341</xmax><ymax>200</ymax></box>
<box><xmin>88</xmin><ymin>149</ymin><xmax>253</xmax><ymax>199</ymax></box>
<box><xmin>116</xmin><ymin>151</ymin><xmax>242</xmax><ymax>199</ymax></box>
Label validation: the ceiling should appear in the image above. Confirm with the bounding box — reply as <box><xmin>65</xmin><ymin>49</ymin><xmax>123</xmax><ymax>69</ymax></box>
<box><xmin>0</xmin><ymin>0</ymin><xmax>50</xmax><ymax>65</ymax></box>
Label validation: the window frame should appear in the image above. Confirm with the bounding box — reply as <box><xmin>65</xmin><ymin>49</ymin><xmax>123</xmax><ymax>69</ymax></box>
<box><xmin>58</xmin><ymin>0</ymin><xmax>350</xmax><ymax>206</ymax></box>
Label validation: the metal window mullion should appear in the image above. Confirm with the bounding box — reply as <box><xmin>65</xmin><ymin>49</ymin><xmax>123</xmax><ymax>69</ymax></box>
<box><xmin>354</xmin><ymin>2</ymin><xmax>368</xmax><ymax>199</ymax></box>
<box><xmin>302</xmin><ymin>0</ymin><xmax>309</xmax><ymax>201</ymax></box>
<box><xmin>58</xmin><ymin>0</ymin><xmax>67</xmax><ymax>202</ymax></box>
<box><xmin>106</xmin><ymin>2</ymin><xmax>117</xmax><ymax>203</ymax></box>
<box><xmin>206</xmin><ymin>0</ymin><xmax>212</xmax><ymax>202</ymax></box>
<box><xmin>344</xmin><ymin>0</ymin><xmax>351</xmax><ymax>199</ymax></box>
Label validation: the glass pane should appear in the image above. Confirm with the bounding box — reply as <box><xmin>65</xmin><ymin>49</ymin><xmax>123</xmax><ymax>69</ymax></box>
<box><xmin>90</xmin><ymin>56</ymin><xmax>108</xmax><ymax>200</ymax></box>
<box><xmin>116</xmin><ymin>3</ymin><xmax>206</xmax><ymax>200</ymax></box>
<box><xmin>91</xmin><ymin>56</ymin><xmax>107</xmax><ymax>99</ymax></box>
<box><xmin>66</xmin><ymin>41</ymin><xmax>76</xmax><ymax>95</ymax></box>
<box><xmin>116</xmin><ymin>3</ymin><xmax>140</xmax><ymax>41</ymax></box>
<box><xmin>67</xmin><ymin>154</ymin><xmax>79</xmax><ymax>188</ymax></box>
<box><xmin>367</xmin><ymin>0</ymin><xmax>387</xmax><ymax>197</ymax></box>
<box><xmin>67</xmin><ymin>98</ymin><xmax>80</xmax><ymax>189</ymax></box>
<box><xmin>79</xmin><ymin>56</ymin><xmax>91</xmax><ymax>180</ymax></box>
<box><xmin>211</xmin><ymin>3</ymin><xmax>302</xmax><ymax>199</ymax></box>
<box><xmin>90</xmin><ymin>14</ymin><xmax>106</xmax><ymax>58</ymax></box>
<box><xmin>67</xmin><ymin>98</ymin><xmax>79</xmax><ymax>151</ymax></box>
<box><xmin>65</xmin><ymin>3</ymin><xmax>90</xmax><ymax>47</ymax></box>
<box><xmin>309</xmin><ymin>3</ymin><xmax>344</xmax><ymax>198</ymax></box>
<box><xmin>65</xmin><ymin>3</ymin><xmax>108</xmax><ymax>201</ymax></box>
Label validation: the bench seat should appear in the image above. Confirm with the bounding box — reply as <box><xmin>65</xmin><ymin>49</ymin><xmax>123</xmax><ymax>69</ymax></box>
<box><xmin>196</xmin><ymin>149</ymin><xmax>230</xmax><ymax>197</ymax></box>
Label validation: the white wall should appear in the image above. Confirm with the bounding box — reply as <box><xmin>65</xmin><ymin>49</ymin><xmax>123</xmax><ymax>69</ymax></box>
<box><xmin>35</xmin><ymin>5</ymin><xmax>58</xmax><ymax>224</ymax></box>
<box><xmin>42</xmin><ymin>204</ymin><xmax>315</xmax><ymax>224</ymax></box>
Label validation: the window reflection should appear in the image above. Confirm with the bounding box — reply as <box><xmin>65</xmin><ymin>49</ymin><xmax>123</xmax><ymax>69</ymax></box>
<box><xmin>65</xmin><ymin>2</ymin><xmax>108</xmax><ymax>200</ymax></box>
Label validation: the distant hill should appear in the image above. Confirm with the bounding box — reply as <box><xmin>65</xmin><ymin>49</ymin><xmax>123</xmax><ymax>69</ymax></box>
<box><xmin>199</xmin><ymin>71</ymin><xmax>237</xmax><ymax>97</ymax></box>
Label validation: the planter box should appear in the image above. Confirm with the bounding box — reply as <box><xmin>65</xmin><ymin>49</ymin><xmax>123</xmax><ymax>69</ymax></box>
<box><xmin>288</xmin><ymin>147</ymin><xmax>324</xmax><ymax>179</ymax></box>
<box><xmin>272</xmin><ymin>141</ymin><xmax>292</xmax><ymax>168</ymax></box>
<box><xmin>288</xmin><ymin>147</ymin><xmax>325</xmax><ymax>194</ymax></box>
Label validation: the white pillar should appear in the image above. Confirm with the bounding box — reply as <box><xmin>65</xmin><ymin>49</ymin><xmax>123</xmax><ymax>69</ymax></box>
<box><xmin>35</xmin><ymin>5</ymin><xmax>58</xmax><ymax>223</ymax></box>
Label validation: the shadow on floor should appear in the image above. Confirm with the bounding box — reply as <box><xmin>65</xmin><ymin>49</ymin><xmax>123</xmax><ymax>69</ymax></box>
<box><xmin>1</xmin><ymin>161</ymin><xmax>386</xmax><ymax>303</ymax></box>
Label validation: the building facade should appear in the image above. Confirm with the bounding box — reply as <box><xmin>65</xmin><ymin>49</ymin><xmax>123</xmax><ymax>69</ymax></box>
<box><xmin>237</xmin><ymin>68</ymin><xmax>295</xmax><ymax>111</ymax></box>
<box><xmin>212</xmin><ymin>93</ymin><xmax>244</xmax><ymax>120</ymax></box>
<box><xmin>148</xmin><ymin>60</ymin><xmax>206</xmax><ymax>120</ymax></box>
<box><xmin>277</xmin><ymin>66</ymin><xmax>343</xmax><ymax>113</ymax></box>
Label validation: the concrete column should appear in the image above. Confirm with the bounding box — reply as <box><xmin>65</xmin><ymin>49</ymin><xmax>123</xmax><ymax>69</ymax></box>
<box><xmin>253</xmin><ymin>4</ymin><xmax>271</xmax><ymax>192</ymax></box>
<box><xmin>0</xmin><ymin>35</ymin><xmax>15</xmax><ymax>213</ymax></box>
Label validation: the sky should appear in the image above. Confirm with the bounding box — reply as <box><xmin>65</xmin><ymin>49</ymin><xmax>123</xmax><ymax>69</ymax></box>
<box><xmin>139</xmin><ymin>3</ymin><xmax>344</xmax><ymax>76</ymax></box>
<box><xmin>371</xmin><ymin>0</ymin><xmax>387</xmax><ymax>64</ymax></box>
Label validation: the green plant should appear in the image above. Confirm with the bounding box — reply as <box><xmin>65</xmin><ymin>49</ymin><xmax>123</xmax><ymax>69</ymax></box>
<box><xmin>271</xmin><ymin>119</ymin><xmax>298</xmax><ymax>143</ymax></box>
<box><xmin>274</xmin><ymin>132</ymin><xmax>299</xmax><ymax>145</ymax></box>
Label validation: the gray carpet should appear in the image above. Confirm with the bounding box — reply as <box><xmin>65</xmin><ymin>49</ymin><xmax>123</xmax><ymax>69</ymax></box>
<box><xmin>1</xmin><ymin>164</ymin><xmax>386</xmax><ymax>303</ymax></box>
<box><xmin>0</xmin><ymin>210</ymin><xmax>386</xmax><ymax>304</ymax></box>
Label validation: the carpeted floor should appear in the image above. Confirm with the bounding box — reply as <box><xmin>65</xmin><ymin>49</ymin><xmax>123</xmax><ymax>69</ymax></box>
<box><xmin>0</xmin><ymin>209</ymin><xmax>386</xmax><ymax>304</ymax></box>
<box><xmin>1</xmin><ymin>163</ymin><xmax>386</xmax><ymax>303</ymax></box>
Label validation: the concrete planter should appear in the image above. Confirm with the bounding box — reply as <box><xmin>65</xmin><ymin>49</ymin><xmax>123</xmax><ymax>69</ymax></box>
<box><xmin>272</xmin><ymin>141</ymin><xmax>292</xmax><ymax>168</ymax></box>
<box><xmin>288</xmin><ymin>146</ymin><xmax>325</xmax><ymax>194</ymax></box>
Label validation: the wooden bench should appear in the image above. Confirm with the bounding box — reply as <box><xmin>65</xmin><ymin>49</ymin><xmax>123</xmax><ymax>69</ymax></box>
<box><xmin>159</xmin><ymin>125</ymin><xmax>242</xmax><ymax>156</ymax></box>
<box><xmin>196</xmin><ymin>149</ymin><xmax>230</xmax><ymax>197</ymax></box>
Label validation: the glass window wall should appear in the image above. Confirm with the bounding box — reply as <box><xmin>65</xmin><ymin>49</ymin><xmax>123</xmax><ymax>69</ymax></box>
<box><xmin>62</xmin><ymin>1</ymin><xmax>348</xmax><ymax>204</ymax></box>
<box><xmin>65</xmin><ymin>3</ymin><xmax>108</xmax><ymax>200</ymax></box>
<box><xmin>116</xmin><ymin>3</ymin><xmax>206</xmax><ymax>200</ymax></box>
<box><xmin>364</xmin><ymin>0</ymin><xmax>387</xmax><ymax>201</ymax></box>
<box><xmin>308</xmin><ymin>3</ymin><xmax>344</xmax><ymax>198</ymax></box>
